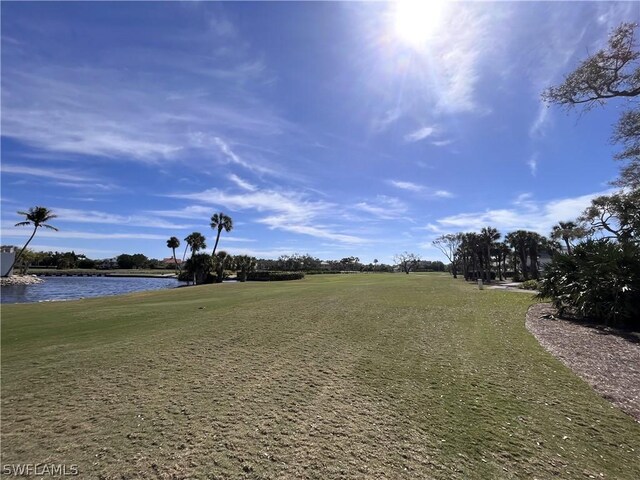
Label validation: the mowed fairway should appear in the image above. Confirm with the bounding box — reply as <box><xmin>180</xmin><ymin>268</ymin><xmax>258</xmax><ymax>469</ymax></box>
<box><xmin>2</xmin><ymin>274</ymin><xmax>639</xmax><ymax>479</ymax></box>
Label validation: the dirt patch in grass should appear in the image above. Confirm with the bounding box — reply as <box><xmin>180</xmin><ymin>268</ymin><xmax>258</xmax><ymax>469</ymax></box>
<box><xmin>526</xmin><ymin>303</ymin><xmax>640</xmax><ymax>422</ymax></box>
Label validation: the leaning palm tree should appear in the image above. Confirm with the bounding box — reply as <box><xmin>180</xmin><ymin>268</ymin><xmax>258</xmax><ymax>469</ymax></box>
<box><xmin>6</xmin><ymin>207</ymin><xmax>58</xmax><ymax>276</ymax></box>
<box><xmin>210</xmin><ymin>212</ymin><xmax>233</xmax><ymax>256</ymax></box>
<box><xmin>166</xmin><ymin>236</ymin><xmax>181</xmax><ymax>273</ymax></box>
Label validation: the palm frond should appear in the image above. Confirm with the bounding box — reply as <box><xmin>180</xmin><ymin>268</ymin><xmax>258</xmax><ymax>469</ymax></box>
<box><xmin>14</xmin><ymin>221</ymin><xmax>32</xmax><ymax>227</ymax></box>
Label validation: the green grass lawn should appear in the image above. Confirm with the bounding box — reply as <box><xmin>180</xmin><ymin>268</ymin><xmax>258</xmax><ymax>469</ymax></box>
<box><xmin>2</xmin><ymin>274</ymin><xmax>638</xmax><ymax>479</ymax></box>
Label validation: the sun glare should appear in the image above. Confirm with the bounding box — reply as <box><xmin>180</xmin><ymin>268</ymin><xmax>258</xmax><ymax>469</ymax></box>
<box><xmin>393</xmin><ymin>0</ymin><xmax>446</xmax><ymax>48</ymax></box>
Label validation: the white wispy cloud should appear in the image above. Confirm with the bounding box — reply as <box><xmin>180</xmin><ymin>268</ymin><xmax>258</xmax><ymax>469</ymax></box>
<box><xmin>404</xmin><ymin>126</ymin><xmax>436</xmax><ymax>142</ymax></box>
<box><xmin>431</xmin><ymin>190</ymin><xmax>610</xmax><ymax>236</ymax></box>
<box><xmin>169</xmin><ymin>188</ymin><xmax>327</xmax><ymax>218</ymax></box>
<box><xmin>354</xmin><ymin>195</ymin><xmax>407</xmax><ymax>219</ymax></box>
<box><xmin>167</xmin><ymin>187</ymin><xmax>366</xmax><ymax>244</ymax></box>
<box><xmin>213</xmin><ymin>137</ymin><xmax>275</xmax><ymax>175</ymax></box>
<box><xmin>228</xmin><ymin>173</ymin><xmax>257</xmax><ymax>191</ymax></box>
<box><xmin>2</xmin><ymin>17</ymin><xmax>288</xmax><ymax>165</ymax></box>
<box><xmin>149</xmin><ymin>205</ymin><xmax>216</xmax><ymax>220</ymax></box>
<box><xmin>388</xmin><ymin>180</ymin><xmax>454</xmax><ymax>198</ymax></box>
<box><xmin>1</xmin><ymin>227</ymin><xmax>170</xmax><ymax>241</ymax></box>
<box><xmin>389</xmin><ymin>180</ymin><xmax>424</xmax><ymax>192</ymax></box>
<box><xmin>527</xmin><ymin>154</ymin><xmax>538</xmax><ymax>176</ymax></box>
<box><xmin>50</xmin><ymin>208</ymin><xmax>196</xmax><ymax>230</ymax></box>
<box><xmin>433</xmin><ymin>190</ymin><xmax>454</xmax><ymax>198</ymax></box>
<box><xmin>256</xmin><ymin>216</ymin><xmax>365</xmax><ymax>245</ymax></box>
<box><xmin>371</xmin><ymin>108</ymin><xmax>402</xmax><ymax>133</ymax></box>
<box><xmin>431</xmin><ymin>139</ymin><xmax>453</xmax><ymax>147</ymax></box>
<box><xmin>1</xmin><ymin>164</ymin><xmax>96</xmax><ymax>183</ymax></box>
<box><xmin>529</xmin><ymin>105</ymin><xmax>551</xmax><ymax>139</ymax></box>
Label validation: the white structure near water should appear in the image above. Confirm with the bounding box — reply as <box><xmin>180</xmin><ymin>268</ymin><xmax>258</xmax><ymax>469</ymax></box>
<box><xmin>1</xmin><ymin>246</ymin><xmax>16</xmax><ymax>277</ymax></box>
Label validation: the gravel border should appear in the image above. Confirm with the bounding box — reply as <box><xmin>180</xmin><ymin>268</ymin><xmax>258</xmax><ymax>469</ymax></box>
<box><xmin>526</xmin><ymin>303</ymin><xmax>640</xmax><ymax>422</ymax></box>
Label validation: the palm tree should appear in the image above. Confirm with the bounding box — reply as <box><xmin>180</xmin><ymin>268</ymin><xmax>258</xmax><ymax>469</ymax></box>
<box><xmin>213</xmin><ymin>250</ymin><xmax>230</xmax><ymax>283</ymax></box>
<box><xmin>550</xmin><ymin>221</ymin><xmax>587</xmax><ymax>254</ymax></box>
<box><xmin>184</xmin><ymin>232</ymin><xmax>206</xmax><ymax>285</ymax></box>
<box><xmin>185</xmin><ymin>253</ymin><xmax>214</xmax><ymax>285</ymax></box>
<box><xmin>234</xmin><ymin>255</ymin><xmax>257</xmax><ymax>282</ymax></box>
<box><xmin>461</xmin><ymin>232</ymin><xmax>483</xmax><ymax>280</ymax></box>
<box><xmin>210</xmin><ymin>212</ymin><xmax>233</xmax><ymax>256</ymax></box>
<box><xmin>185</xmin><ymin>232</ymin><xmax>207</xmax><ymax>256</ymax></box>
<box><xmin>6</xmin><ymin>207</ymin><xmax>58</xmax><ymax>276</ymax></box>
<box><xmin>495</xmin><ymin>242</ymin><xmax>511</xmax><ymax>281</ymax></box>
<box><xmin>166</xmin><ymin>236</ymin><xmax>181</xmax><ymax>273</ymax></box>
<box><xmin>505</xmin><ymin>230</ymin><xmax>530</xmax><ymax>280</ymax></box>
<box><xmin>480</xmin><ymin>227</ymin><xmax>500</xmax><ymax>282</ymax></box>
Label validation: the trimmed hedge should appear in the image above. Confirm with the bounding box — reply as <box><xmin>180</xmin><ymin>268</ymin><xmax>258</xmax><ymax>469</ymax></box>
<box><xmin>246</xmin><ymin>271</ymin><xmax>305</xmax><ymax>281</ymax></box>
<box><xmin>305</xmin><ymin>270</ymin><xmax>362</xmax><ymax>275</ymax></box>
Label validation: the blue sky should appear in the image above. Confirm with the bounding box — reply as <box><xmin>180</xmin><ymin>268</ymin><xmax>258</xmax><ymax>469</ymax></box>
<box><xmin>1</xmin><ymin>1</ymin><xmax>638</xmax><ymax>263</ymax></box>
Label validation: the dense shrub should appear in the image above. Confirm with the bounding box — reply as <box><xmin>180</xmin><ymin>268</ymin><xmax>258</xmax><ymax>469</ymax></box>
<box><xmin>519</xmin><ymin>280</ymin><xmax>539</xmax><ymax>290</ymax></box>
<box><xmin>537</xmin><ymin>240</ymin><xmax>640</xmax><ymax>328</ymax></box>
<box><xmin>247</xmin><ymin>271</ymin><xmax>305</xmax><ymax>281</ymax></box>
<box><xmin>180</xmin><ymin>253</ymin><xmax>214</xmax><ymax>285</ymax></box>
<box><xmin>305</xmin><ymin>270</ymin><xmax>361</xmax><ymax>275</ymax></box>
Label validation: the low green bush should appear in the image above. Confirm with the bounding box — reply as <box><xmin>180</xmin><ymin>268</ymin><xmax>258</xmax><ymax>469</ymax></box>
<box><xmin>519</xmin><ymin>280</ymin><xmax>539</xmax><ymax>290</ymax></box>
<box><xmin>247</xmin><ymin>271</ymin><xmax>305</xmax><ymax>281</ymax></box>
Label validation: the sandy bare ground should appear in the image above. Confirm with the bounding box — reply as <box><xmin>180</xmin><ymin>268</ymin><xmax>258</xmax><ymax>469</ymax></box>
<box><xmin>526</xmin><ymin>303</ymin><xmax>640</xmax><ymax>422</ymax></box>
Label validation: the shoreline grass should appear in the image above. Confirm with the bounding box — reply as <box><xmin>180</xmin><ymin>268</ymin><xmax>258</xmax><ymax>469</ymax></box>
<box><xmin>2</xmin><ymin>274</ymin><xmax>638</xmax><ymax>478</ymax></box>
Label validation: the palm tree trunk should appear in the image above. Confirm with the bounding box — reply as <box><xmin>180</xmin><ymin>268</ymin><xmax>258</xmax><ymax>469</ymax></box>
<box><xmin>172</xmin><ymin>248</ymin><xmax>181</xmax><ymax>273</ymax></box>
<box><xmin>6</xmin><ymin>226</ymin><xmax>38</xmax><ymax>276</ymax></box>
<box><xmin>212</xmin><ymin>228</ymin><xmax>222</xmax><ymax>256</ymax></box>
<box><xmin>486</xmin><ymin>245</ymin><xmax>492</xmax><ymax>283</ymax></box>
<box><xmin>519</xmin><ymin>249</ymin><xmax>529</xmax><ymax>280</ymax></box>
<box><xmin>190</xmin><ymin>248</ymin><xmax>196</xmax><ymax>285</ymax></box>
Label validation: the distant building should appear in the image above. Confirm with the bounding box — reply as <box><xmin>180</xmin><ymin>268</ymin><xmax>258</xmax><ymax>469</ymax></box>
<box><xmin>538</xmin><ymin>251</ymin><xmax>553</xmax><ymax>272</ymax></box>
<box><xmin>162</xmin><ymin>257</ymin><xmax>182</xmax><ymax>266</ymax></box>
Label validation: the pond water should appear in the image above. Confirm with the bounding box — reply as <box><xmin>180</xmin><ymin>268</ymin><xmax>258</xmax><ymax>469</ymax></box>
<box><xmin>1</xmin><ymin>276</ymin><xmax>186</xmax><ymax>304</ymax></box>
